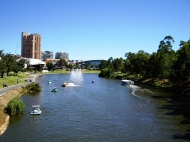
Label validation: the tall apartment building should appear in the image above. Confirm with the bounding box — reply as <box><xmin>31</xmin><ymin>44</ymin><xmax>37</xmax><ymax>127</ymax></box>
<box><xmin>55</xmin><ymin>51</ymin><xmax>69</xmax><ymax>60</ymax></box>
<box><xmin>41</xmin><ymin>51</ymin><xmax>53</xmax><ymax>61</ymax></box>
<box><xmin>21</xmin><ymin>32</ymin><xmax>41</xmax><ymax>59</ymax></box>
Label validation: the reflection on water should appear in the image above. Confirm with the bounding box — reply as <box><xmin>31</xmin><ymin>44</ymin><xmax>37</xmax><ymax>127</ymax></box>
<box><xmin>0</xmin><ymin>74</ymin><xmax>190</xmax><ymax>142</ymax></box>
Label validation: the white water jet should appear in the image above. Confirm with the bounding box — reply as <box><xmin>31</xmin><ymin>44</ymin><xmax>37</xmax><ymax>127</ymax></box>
<box><xmin>70</xmin><ymin>69</ymin><xmax>84</xmax><ymax>82</ymax></box>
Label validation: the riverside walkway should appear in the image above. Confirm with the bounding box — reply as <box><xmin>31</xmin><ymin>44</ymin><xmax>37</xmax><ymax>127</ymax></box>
<box><xmin>0</xmin><ymin>74</ymin><xmax>38</xmax><ymax>96</ymax></box>
<box><xmin>0</xmin><ymin>82</ymin><xmax>31</xmax><ymax>96</ymax></box>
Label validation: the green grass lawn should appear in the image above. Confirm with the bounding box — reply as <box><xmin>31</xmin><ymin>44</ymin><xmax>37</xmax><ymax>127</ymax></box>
<box><xmin>0</xmin><ymin>72</ymin><xmax>29</xmax><ymax>89</ymax></box>
<box><xmin>0</xmin><ymin>70</ymin><xmax>100</xmax><ymax>89</ymax></box>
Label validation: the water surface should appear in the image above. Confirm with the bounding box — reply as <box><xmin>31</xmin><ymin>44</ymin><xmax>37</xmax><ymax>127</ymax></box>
<box><xmin>0</xmin><ymin>74</ymin><xmax>189</xmax><ymax>142</ymax></box>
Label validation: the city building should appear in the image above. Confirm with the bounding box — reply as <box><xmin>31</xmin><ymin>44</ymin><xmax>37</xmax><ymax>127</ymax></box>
<box><xmin>45</xmin><ymin>58</ymin><xmax>60</xmax><ymax>65</ymax></box>
<box><xmin>16</xmin><ymin>57</ymin><xmax>45</xmax><ymax>68</ymax></box>
<box><xmin>41</xmin><ymin>51</ymin><xmax>53</xmax><ymax>61</ymax></box>
<box><xmin>55</xmin><ymin>51</ymin><xmax>69</xmax><ymax>60</ymax></box>
<box><xmin>21</xmin><ymin>32</ymin><xmax>41</xmax><ymax>59</ymax></box>
<box><xmin>76</xmin><ymin>60</ymin><xmax>102</xmax><ymax>69</ymax></box>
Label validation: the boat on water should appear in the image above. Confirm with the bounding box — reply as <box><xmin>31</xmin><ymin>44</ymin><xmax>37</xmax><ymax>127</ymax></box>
<box><xmin>121</xmin><ymin>80</ymin><xmax>134</xmax><ymax>85</ymax></box>
<box><xmin>48</xmin><ymin>80</ymin><xmax>52</xmax><ymax>84</ymax></box>
<box><xmin>31</xmin><ymin>105</ymin><xmax>41</xmax><ymax>115</ymax></box>
<box><xmin>51</xmin><ymin>87</ymin><xmax>58</xmax><ymax>92</ymax></box>
<box><xmin>91</xmin><ymin>80</ymin><xmax>95</xmax><ymax>83</ymax></box>
<box><xmin>61</xmin><ymin>82</ymin><xmax>67</xmax><ymax>87</ymax></box>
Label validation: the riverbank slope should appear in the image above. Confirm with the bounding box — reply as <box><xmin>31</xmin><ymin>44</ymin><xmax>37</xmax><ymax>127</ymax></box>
<box><xmin>0</xmin><ymin>87</ymin><xmax>24</xmax><ymax>135</ymax></box>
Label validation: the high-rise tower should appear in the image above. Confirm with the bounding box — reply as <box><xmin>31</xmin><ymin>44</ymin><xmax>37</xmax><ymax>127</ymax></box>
<box><xmin>21</xmin><ymin>32</ymin><xmax>41</xmax><ymax>59</ymax></box>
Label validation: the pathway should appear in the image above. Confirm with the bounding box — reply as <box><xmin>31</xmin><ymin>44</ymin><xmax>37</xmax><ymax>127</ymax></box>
<box><xmin>0</xmin><ymin>74</ymin><xmax>38</xmax><ymax>96</ymax></box>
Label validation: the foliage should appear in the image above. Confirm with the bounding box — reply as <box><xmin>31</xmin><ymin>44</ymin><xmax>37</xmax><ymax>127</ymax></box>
<box><xmin>36</xmin><ymin>64</ymin><xmax>43</xmax><ymax>72</ymax></box>
<box><xmin>0</xmin><ymin>52</ymin><xmax>31</xmax><ymax>78</ymax></box>
<box><xmin>5</xmin><ymin>98</ymin><xmax>26</xmax><ymax>115</ymax></box>
<box><xmin>4</xmin><ymin>53</ymin><xmax>17</xmax><ymax>76</ymax></box>
<box><xmin>98</xmin><ymin>36</ymin><xmax>190</xmax><ymax>94</ymax></box>
<box><xmin>98</xmin><ymin>68</ymin><xmax>111</xmax><ymax>77</ymax></box>
<box><xmin>0</xmin><ymin>72</ymin><xmax>28</xmax><ymax>88</ymax></box>
<box><xmin>0</xmin><ymin>53</ymin><xmax>7</xmax><ymax>78</ymax></box>
<box><xmin>99</xmin><ymin>60</ymin><xmax>108</xmax><ymax>71</ymax></box>
<box><xmin>46</xmin><ymin>62</ymin><xmax>54</xmax><ymax>71</ymax></box>
<box><xmin>24</xmin><ymin>83</ymin><xmax>41</xmax><ymax>92</ymax></box>
<box><xmin>57</xmin><ymin>58</ymin><xmax>68</xmax><ymax>67</ymax></box>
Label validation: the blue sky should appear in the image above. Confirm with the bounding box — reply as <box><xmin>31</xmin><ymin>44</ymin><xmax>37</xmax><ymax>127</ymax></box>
<box><xmin>0</xmin><ymin>0</ymin><xmax>190</xmax><ymax>60</ymax></box>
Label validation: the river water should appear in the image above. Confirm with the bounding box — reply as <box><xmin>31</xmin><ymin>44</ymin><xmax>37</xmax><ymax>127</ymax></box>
<box><xmin>0</xmin><ymin>74</ymin><xmax>189</xmax><ymax>142</ymax></box>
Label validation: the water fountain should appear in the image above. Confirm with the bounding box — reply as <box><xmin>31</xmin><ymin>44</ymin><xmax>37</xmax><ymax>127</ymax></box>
<box><xmin>67</xmin><ymin>69</ymin><xmax>83</xmax><ymax>86</ymax></box>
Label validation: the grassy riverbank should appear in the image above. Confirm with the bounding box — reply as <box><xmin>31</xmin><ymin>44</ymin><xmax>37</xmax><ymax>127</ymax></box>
<box><xmin>0</xmin><ymin>87</ymin><xmax>24</xmax><ymax>135</ymax></box>
<box><xmin>0</xmin><ymin>69</ymin><xmax>99</xmax><ymax>135</ymax></box>
<box><xmin>0</xmin><ymin>70</ymin><xmax>100</xmax><ymax>89</ymax></box>
<box><xmin>110</xmin><ymin>73</ymin><xmax>190</xmax><ymax>96</ymax></box>
<box><xmin>0</xmin><ymin>72</ymin><xmax>29</xmax><ymax>89</ymax></box>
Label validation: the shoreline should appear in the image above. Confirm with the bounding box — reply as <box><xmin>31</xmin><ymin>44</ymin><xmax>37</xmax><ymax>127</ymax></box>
<box><xmin>0</xmin><ymin>74</ymin><xmax>38</xmax><ymax>136</ymax></box>
<box><xmin>0</xmin><ymin>87</ymin><xmax>25</xmax><ymax>136</ymax></box>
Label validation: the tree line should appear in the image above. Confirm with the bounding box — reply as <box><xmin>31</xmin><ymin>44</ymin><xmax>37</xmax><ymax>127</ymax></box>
<box><xmin>0</xmin><ymin>51</ymin><xmax>73</xmax><ymax>77</ymax></box>
<box><xmin>0</xmin><ymin>51</ymin><xmax>43</xmax><ymax>78</ymax></box>
<box><xmin>0</xmin><ymin>51</ymin><xmax>27</xmax><ymax>78</ymax></box>
<box><xmin>99</xmin><ymin>36</ymin><xmax>190</xmax><ymax>87</ymax></box>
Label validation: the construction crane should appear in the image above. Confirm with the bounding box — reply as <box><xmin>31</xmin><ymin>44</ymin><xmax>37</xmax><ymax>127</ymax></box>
<box><xmin>15</xmin><ymin>44</ymin><xmax>18</xmax><ymax>55</ymax></box>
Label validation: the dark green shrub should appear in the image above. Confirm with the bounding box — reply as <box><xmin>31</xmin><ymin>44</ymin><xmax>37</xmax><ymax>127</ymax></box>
<box><xmin>5</xmin><ymin>98</ymin><xmax>26</xmax><ymax>115</ymax></box>
<box><xmin>25</xmin><ymin>82</ymin><xmax>41</xmax><ymax>92</ymax></box>
<box><xmin>98</xmin><ymin>68</ymin><xmax>111</xmax><ymax>77</ymax></box>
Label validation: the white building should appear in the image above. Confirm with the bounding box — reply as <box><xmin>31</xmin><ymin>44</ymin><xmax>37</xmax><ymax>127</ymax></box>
<box><xmin>17</xmin><ymin>58</ymin><xmax>45</xmax><ymax>68</ymax></box>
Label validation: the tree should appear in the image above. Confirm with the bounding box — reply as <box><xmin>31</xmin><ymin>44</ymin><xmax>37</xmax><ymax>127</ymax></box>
<box><xmin>36</xmin><ymin>64</ymin><xmax>43</xmax><ymax>72</ymax></box>
<box><xmin>173</xmin><ymin>40</ymin><xmax>190</xmax><ymax>82</ymax></box>
<box><xmin>13</xmin><ymin>58</ymin><xmax>28</xmax><ymax>74</ymax></box>
<box><xmin>67</xmin><ymin>64</ymin><xmax>73</xmax><ymax>70</ymax></box>
<box><xmin>158</xmin><ymin>35</ymin><xmax>174</xmax><ymax>52</ymax></box>
<box><xmin>124</xmin><ymin>52</ymin><xmax>137</xmax><ymax>75</ymax></box>
<box><xmin>4</xmin><ymin>53</ymin><xmax>17</xmax><ymax>76</ymax></box>
<box><xmin>98</xmin><ymin>68</ymin><xmax>111</xmax><ymax>77</ymax></box>
<box><xmin>17</xmin><ymin>58</ymin><xmax>28</xmax><ymax>70</ymax></box>
<box><xmin>0</xmin><ymin>52</ymin><xmax>7</xmax><ymax>78</ymax></box>
<box><xmin>46</xmin><ymin>62</ymin><xmax>54</xmax><ymax>71</ymax></box>
<box><xmin>58</xmin><ymin>58</ymin><xmax>68</xmax><ymax>67</ymax></box>
<box><xmin>107</xmin><ymin>57</ymin><xmax>114</xmax><ymax>72</ymax></box>
<box><xmin>148</xmin><ymin>52</ymin><xmax>158</xmax><ymax>78</ymax></box>
<box><xmin>135</xmin><ymin>50</ymin><xmax>150</xmax><ymax>78</ymax></box>
<box><xmin>156</xmin><ymin>36</ymin><xmax>175</xmax><ymax>80</ymax></box>
<box><xmin>99</xmin><ymin>60</ymin><xmax>108</xmax><ymax>71</ymax></box>
<box><xmin>112</xmin><ymin>57</ymin><xmax>123</xmax><ymax>72</ymax></box>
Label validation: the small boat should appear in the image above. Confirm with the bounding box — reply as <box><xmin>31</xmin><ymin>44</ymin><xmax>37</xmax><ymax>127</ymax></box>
<box><xmin>31</xmin><ymin>105</ymin><xmax>41</xmax><ymax>115</ymax></box>
<box><xmin>51</xmin><ymin>88</ymin><xmax>58</xmax><ymax>92</ymax></box>
<box><xmin>91</xmin><ymin>80</ymin><xmax>95</xmax><ymax>83</ymax></box>
<box><xmin>62</xmin><ymin>82</ymin><xmax>67</xmax><ymax>87</ymax></box>
<box><xmin>121</xmin><ymin>80</ymin><xmax>134</xmax><ymax>85</ymax></box>
<box><xmin>48</xmin><ymin>80</ymin><xmax>52</xmax><ymax>84</ymax></box>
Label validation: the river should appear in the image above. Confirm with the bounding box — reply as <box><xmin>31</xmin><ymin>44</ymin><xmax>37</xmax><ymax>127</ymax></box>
<box><xmin>0</xmin><ymin>73</ymin><xmax>189</xmax><ymax>142</ymax></box>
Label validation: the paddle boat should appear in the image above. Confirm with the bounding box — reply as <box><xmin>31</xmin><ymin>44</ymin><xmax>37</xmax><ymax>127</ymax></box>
<box><xmin>51</xmin><ymin>87</ymin><xmax>58</xmax><ymax>92</ymax></box>
<box><xmin>31</xmin><ymin>105</ymin><xmax>41</xmax><ymax>115</ymax></box>
<box><xmin>62</xmin><ymin>82</ymin><xmax>67</xmax><ymax>87</ymax></box>
<box><xmin>48</xmin><ymin>80</ymin><xmax>52</xmax><ymax>84</ymax></box>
